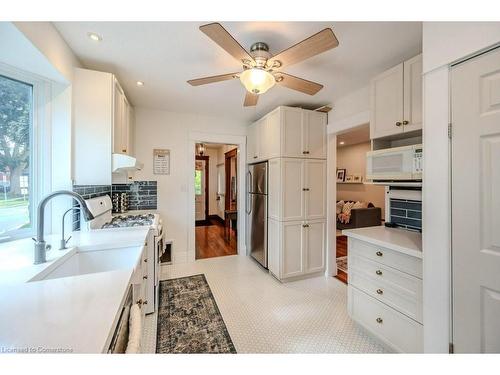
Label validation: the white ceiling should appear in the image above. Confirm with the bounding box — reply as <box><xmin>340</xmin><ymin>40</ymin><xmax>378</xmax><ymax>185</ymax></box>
<box><xmin>54</xmin><ymin>22</ymin><xmax>422</xmax><ymax>123</ymax></box>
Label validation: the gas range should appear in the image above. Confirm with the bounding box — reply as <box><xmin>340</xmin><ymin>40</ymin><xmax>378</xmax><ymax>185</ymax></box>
<box><xmin>102</xmin><ymin>213</ymin><xmax>156</xmax><ymax>228</ymax></box>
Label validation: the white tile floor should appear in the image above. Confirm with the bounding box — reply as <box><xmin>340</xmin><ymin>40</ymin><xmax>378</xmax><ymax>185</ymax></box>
<box><xmin>142</xmin><ymin>254</ymin><xmax>388</xmax><ymax>353</ymax></box>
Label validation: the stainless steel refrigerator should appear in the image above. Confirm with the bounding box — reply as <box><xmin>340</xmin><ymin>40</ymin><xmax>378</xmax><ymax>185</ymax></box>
<box><xmin>246</xmin><ymin>162</ymin><xmax>268</xmax><ymax>268</ymax></box>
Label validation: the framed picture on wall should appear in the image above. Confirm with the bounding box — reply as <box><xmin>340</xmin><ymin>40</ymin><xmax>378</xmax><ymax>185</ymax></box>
<box><xmin>345</xmin><ymin>175</ymin><xmax>354</xmax><ymax>182</ymax></box>
<box><xmin>336</xmin><ymin>168</ymin><xmax>346</xmax><ymax>182</ymax></box>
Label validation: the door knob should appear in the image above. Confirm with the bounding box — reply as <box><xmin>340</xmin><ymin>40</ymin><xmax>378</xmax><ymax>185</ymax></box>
<box><xmin>395</xmin><ymin>121</ymin><xmax>402</xmax><ymax>127</ymax></box>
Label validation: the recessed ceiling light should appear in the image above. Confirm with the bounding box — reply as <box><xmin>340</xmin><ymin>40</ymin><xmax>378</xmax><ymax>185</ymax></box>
<box><xmin>136</xmin><ymin>81</ymin><xmax>145</xmax><ymax>87</ymax></box>
<box><xmin>339</xmin><ymin>141</ymin><xmax>345</xmax><ymax>145</ymax></box>
<box><xmin>87</xmin><ymin>32</ymin><xmax>102</xmax><ymax>42</ymax></box>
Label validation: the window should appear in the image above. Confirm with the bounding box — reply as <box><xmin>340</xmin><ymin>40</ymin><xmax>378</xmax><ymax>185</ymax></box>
<box><xmin>194</xmin><ymin>170</ymin><xmax>202</xmax><ymax>196</ymax></box>
<box><xmin>0</xmin><ymin>74</ymin><xmax>34</xmax><ymax>241</ymax></box>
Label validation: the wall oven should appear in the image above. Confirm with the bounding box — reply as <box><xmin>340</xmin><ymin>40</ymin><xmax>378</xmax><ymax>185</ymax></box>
<box><xmin>366</xmin><ymin>144</ymin><xmax>422</xmax><ymax>182</ymax></box>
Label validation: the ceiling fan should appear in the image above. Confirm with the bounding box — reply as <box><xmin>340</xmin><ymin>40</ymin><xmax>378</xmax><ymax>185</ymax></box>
<box><xmin>187</xmin><ymin>23</ymin><xmax>339</xmax><ymax>107</ymax></box>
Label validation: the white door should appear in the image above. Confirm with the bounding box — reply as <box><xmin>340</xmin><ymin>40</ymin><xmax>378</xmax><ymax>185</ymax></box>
<box><xmin>452</xmin><ymin>47</ymin><xmax>500</xmax><ymax>353</ymax></box>
<box><xmin>403</xmin><ymin>54</ymin><xmax>423</xmax><ymax>132</ymax></box>
<box><xmin>195</xmin><ymin>159</ymin><xmax>207</xmax><ymax>221</ymax></box>
<box><xmin>281</xmin><ymin>221</ymin><xmax>304</xmax><ymax>279</ymax></box>
<box><xmin>304</xmin><ymin>111</ymin><xmax>327</xmax><ymax>159</ymax></box>
<box><xmin>280</xmin><ymin>158</ymin><xmax>304</xmax><ymax>221</ymax></box>
<box><xmin>304</xmin><ymin>220</ymin><xmax>326</xmax><ymax>274</ymax></box>
<box><xmin>304</xmin><ymin>159</ymin><xmax>327</xmax><ymax>220</ymax></box>
<box><xmin>370</xmin><ymin>63</ymin><xmax>404</xmax><ymax>139</ymax></box>
<box><xmin>281</xmin><ymin>107</ymin><xmax>304</xmax><ymax>157</ymax></box>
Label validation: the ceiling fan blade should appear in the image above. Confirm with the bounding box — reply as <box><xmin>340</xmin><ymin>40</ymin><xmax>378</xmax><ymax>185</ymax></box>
<box><xmin>243</xmin><ymin>92</ymin><xmax>259</xmax><ymax>107</ymax></box>
<box><xmin>274</xmin><ymin>72</ymin><xmax>324</xmax><ymax>95</ymax></box>
<box><xmin>200</xmin><ymin>23</ymin><xmax>255</xmax><ymax>65</ymax></box>
<box><xmin>268</xmin><ymin>28</ymin><xmax>339</xmax><ymax>68</ymax></box>
<box><xmin>187</xmin><ymin>72</ymin><xmax>239</xmax><ymax>86</ymax></box>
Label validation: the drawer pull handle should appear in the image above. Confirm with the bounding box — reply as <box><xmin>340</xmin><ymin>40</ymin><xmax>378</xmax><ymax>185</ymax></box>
<box><xmin>375</xmin><ymin>270</ymin><xmax>382</xmax><ymax>276</ymax></box>
<box><xmin>376</xmin><ymin>317</ymin><xmax>383</xmax><ymax>324</ymax></box>
<box><xmin>376</xmin><ymin>289</ymin><xmax>384</xmax><ymax>295</ymax></box>
<box><xmin>376</xmin><ymin>251</ymin><xmax>383</xmax><ymax>257</ymax></box>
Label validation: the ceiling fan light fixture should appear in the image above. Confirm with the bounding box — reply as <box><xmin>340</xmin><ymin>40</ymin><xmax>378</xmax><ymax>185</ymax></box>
<box><xmin>239</xmin><ymin>68</ymin><xmax>275</xmax><ymax>95</ymax></box>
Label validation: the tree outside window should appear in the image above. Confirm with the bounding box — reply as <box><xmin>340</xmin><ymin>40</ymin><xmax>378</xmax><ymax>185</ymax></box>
<box><xmin>0</xmin><ymin>74</ymin><xmax>32</xmax><ymax>237</ymax></box>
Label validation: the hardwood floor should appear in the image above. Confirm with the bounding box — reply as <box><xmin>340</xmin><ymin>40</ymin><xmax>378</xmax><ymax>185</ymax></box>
<box><xmin>335</xmin><ymin>235</ymin><xmax>348</xmax><ymax>284</ymax></box>
<box><xmin>195</xmin><ymin>217</ymin><xmax>237</xmax><ymax>260</ymax></box>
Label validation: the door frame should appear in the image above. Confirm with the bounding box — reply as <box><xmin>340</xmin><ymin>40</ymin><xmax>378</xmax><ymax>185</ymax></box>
<box><xmin>224</xmin><ymin>148</ymin><xmax>238</xmax><ymax>211</ymax></box>
<box><xmin>188</xmin><ymin>131</ymin><xmax>247</xmax><ymax>262</ymax></box>
<box><xmin>195</xmin><ymin>155</ymin><xmax>209</xmax><ymax>223</ymax></box>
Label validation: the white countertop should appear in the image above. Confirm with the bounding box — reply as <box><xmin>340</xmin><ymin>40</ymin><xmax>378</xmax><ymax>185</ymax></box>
<box><xmin>0</xmin><ymin>227</ymin><xmax>150</xmax><ymax>353</ymax></box>
<box><xmin>342</xmin><ymin>226</ymin><xmax>422</xmax><ymax>259</ymax></box>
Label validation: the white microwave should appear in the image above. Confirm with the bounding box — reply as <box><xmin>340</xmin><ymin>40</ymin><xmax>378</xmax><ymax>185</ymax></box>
<box><xmin>366</xmin><ymin>144</ymin><xmax>422</xmax><ymax>181</ymax></box>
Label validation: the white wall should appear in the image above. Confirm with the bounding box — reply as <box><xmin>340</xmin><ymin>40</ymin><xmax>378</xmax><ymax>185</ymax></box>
<box><xmin>327</xmin><ymin>86</ymin><xmax>369</xmax><ymax>134</ymax></box>
<box><xmin>337</xmin><ymin>142</ymin><xmax>386</xmax><ymax>217</ymax></box>
<box><xmin>133</xmin><ymin>107</ymin><xmax>248</xmax><ymax>263</ymax></box>
<box><xmin>422</xmin><ymin>22</ymin><xmax>500</xmax><ymax>353</ymax></box>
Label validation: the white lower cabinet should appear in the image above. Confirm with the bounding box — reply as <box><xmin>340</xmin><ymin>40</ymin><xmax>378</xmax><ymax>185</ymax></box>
<box><xmin>347</xmin><ymin>237</ymin><xmax>423</xmax><ymax>352</ymax></box>
<box><xmin>268</xmin><ymin>218</ymin><xmax>325</xmax><ymax>281</ymax></box>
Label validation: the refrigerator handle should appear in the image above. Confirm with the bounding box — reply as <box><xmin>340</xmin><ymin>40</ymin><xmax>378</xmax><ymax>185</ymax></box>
<box><xmin>246</xmin><ymin>171</ymin><xmax>252</xmax><ymax>215</ymax></box>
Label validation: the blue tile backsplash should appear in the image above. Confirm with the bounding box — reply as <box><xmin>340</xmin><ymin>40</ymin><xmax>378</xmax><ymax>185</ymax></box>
<box><xmin>389</xmin><ymin>198</ymin><xmax>422</xmax><ymax>232</ymax></box>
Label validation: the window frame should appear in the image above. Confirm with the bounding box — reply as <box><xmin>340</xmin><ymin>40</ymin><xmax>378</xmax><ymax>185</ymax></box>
<box><xmin>0</xmin><ymin>63</ymin><xmax>50</xmax><ymax>242</ymax></box>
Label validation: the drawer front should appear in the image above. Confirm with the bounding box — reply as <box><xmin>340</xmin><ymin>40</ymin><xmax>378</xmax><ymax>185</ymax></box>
<box><xmin>349</xmin><ymin>266</ymin><xmax>422</xmax><ymax>323</ymax></box>
<box><xmin>350</xmin><ymin>238</ymin><xmax>422</xmax><ymax>278</ymax></box>
<box><xmin>348</xmin><ymin>286</ymin><xmax>423</xmax><ymax>353</ymax></box>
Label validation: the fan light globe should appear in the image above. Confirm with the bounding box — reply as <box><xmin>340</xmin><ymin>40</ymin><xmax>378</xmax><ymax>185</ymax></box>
<box><xmin>240</xmin><ymin>68</ymin><xmax>275</xmax><ymax>95</ymax></box>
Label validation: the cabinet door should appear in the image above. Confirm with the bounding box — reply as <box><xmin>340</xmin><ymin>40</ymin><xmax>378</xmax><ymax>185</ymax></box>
<box><xmin>127</xmin><ymin>105</ymin><xmax>135</xmax><ymax>156</ymax></box>
<box><xmin>281</xmin><ymin>221</ymin><xmax>305</xmax><ymax>279</ymax></box>
<box><xmin>246</xmin><ymin>121</ymin><xmax>259</xmax><ymax>162</ymax></box>
<box><xmin>268</xmin><ymin>158</ymin><xmax>281</xmax><ymax>220</ymax></box>
<box><xmin>281</xmin><ymin>159</ymin><xmax>304</xmax><ymax>221</ymax></box>
<box><xmin>261</xmin><ymin>109</ymin><xmax>281</xmax><ymax>159</ymax></box>
<box><xmin>403</xmin><ymin>54</ymin><xmax>422</xmax><ymax>132</ymax></box>
<box><xmin>113</xmin><ymin>81</ymin><xmax>124</xmax><ymax>154</ymax></box>
<box><xmin>268</xmin><ymin>218</ymin><xmax>280</xmax><ymax>278</ymax></box>
<box><xmin>281</xmin><ymin>107</ymin><xmax>304</xmax><ymax>157</ymax></box>
<box><xmin>304</xmin><ymin>220</ymin><xmax>326</xmax><ymax>274</ymax></box>
<box><xmin>304</xmin><ymin>160</ymin><xmax>326</xmax><ymax>220</ymax></box>
<box><xmin>370</xmin><ymin>63</ymin><xmax>404</xmax><ymax>139</ymax></box>
<box><xmin>121</xmin><ymin>97</ymin><xmax>130</xmax><ymax>154</ymax></box>
<box><xmin>304</xmin><ymin>111</ymin><xmax>327</xmax><ymax>159</ymax></box>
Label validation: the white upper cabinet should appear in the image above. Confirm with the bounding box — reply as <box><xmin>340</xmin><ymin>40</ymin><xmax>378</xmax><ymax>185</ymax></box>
<box><xmin>73</xmin><ymin>68</ymin><xmax>134</xmax><ymax>185</ymax></box>
<box><xmin>403</xmin><ymin>54</ymin><xmax>423</xmax><ymax>132</ymax></box>
<box><xmin>370</xmin><ymin>54</ymin><xmax>422</xmax><ymax>140</ymax></box>
<box><xmin>304</xmin><ymin>110</ymin><xmax>327</xmax><ymax>159</ymax></box>
<box><xmin>247</xmin><ymin>106</ymin><xmax>327</xmax><ymax>162</ymax></box>
<box><xmin>281</xmin><ymin>107</ymin><xmax>304</xmax><ymax>158</ymax></box>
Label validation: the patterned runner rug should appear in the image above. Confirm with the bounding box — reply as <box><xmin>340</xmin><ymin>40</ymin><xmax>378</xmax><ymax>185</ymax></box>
<box><xmin>156</xmin><ymin>274</ymin><xmax>236</xmax><ymax>353</ymax></box>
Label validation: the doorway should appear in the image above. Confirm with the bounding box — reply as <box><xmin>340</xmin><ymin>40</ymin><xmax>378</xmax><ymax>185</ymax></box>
<box><xmin>194</xmin><ymin>143</ymin><xmax>239</xmax><ymax>260</ymax></box>
<box><xmin>334</xmin><ymin>124</ymin><xmax>384</xmax><ymax>284</ymax></box>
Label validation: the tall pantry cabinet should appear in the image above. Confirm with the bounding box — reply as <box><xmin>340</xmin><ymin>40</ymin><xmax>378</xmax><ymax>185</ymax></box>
<box><xmin>247</xmin><ymin>106</ymin><xmax>327</xmax><ymax>281</ymax></box>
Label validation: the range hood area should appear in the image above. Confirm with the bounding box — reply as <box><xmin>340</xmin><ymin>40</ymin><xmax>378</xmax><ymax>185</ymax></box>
<box><xmin>112</xmin><ymin>153</ymin><xmax>144</xmax><ymax>172</ymax></box>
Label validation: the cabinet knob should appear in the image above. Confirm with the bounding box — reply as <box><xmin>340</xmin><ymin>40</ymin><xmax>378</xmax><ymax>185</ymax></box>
<box><xmin>122</xmin><ymin>149</ymin><xmax>127</xmax><ymax>153</ymax></box>
<box><xmin>375</xmin><ymin>270</ymin><xmax>383</xmax><ymax>276</ymax></box>
<box><xmin>376</xmin><ymin>317</ymin><xmax>383</xmax><ymax>324</ymax></box>
<box><xmin>395</xmin><ymin>121</ymin><xmax>402</xmax><ymax>127</ymax></box>
<box><xmin>253</xmin><ymin>156</ymin><xmax>257</xmax><ymax>159</ymax></box>
<box><xmin>302</xmin><ymin>151</ymin><xmax>310</xmax><ymax>154</ymax></box>
<box><xmin>376</xmin><ymin>289</ymin><xmax>384</xmax><ymax>295</ymax></box>
<box><xmin>144</xmin><ymin>258</ymin><xmax>148</xmax><ymax>263</ymax></box>
<box><xmin>376</xmin><ymin>251</ymin><xmax>383</xmax><ymax>257</ymax></box>
<box><xmin>403</xmin><ymin>120</ymin><xmax>409</xmax><ymax>125</ymax></box>
<box><xmin>302</xmin><ymin>188</ymin><xmax>310</xmax><ymax>191</ymax></box>
<box><xmin>302</xmin><ymin>224</ymin><xmax>309</xmax><ymax>228</ymax></box>
<box><xmin>143</xmin><ymin>300</ymin><xmax>148</xmax><ymax>305</ymax></box>
<box><xmin>143</xmin><ymin>275</ymin><xmax>148</xmax><ymax>280</ymax></box>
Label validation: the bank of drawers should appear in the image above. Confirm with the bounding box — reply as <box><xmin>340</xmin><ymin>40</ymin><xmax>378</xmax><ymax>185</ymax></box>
<box><xmin>347</xmin><ymin>237</ymin><xmax>423</xmax><ymax>353</ymax></box>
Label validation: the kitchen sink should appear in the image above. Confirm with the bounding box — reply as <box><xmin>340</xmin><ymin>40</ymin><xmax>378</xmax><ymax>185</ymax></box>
<box><xmin>29</xmin><ymin>246</ymin><xmax>142</xmax><ymax>282</ymax></box>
